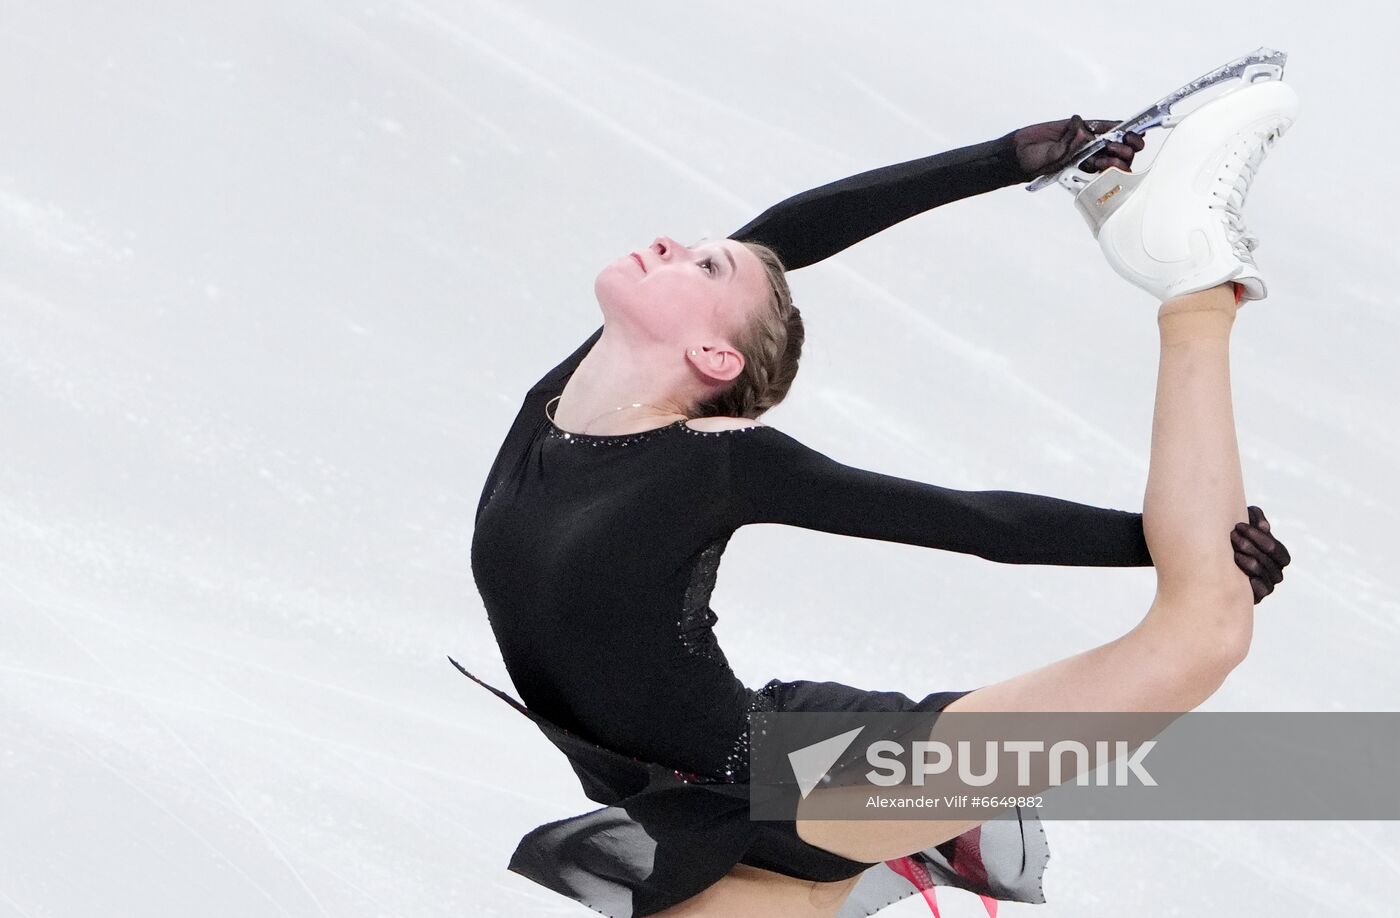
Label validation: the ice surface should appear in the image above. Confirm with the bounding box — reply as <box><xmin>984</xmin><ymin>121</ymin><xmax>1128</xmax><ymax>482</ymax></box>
<box><xmin>1</xmin><ymin>1</ymin><xmax>1396</xmax><ymax>916</ymax></box>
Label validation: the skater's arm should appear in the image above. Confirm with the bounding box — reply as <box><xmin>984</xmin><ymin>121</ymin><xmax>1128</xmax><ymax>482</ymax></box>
<box><xmin>727</xmin><ymin>118</ymin><xmax>1146</xmax><ymax>271</ymax></box>
<box><xmin>727</xmin><ymin>135</ymin><xmax>1023</xmax><ymax>271</ymax></box>
<box><xmin>510</xmin><ymin>119</ymin><xmax>1143</xmax><ymax>406</ymax></box>
<box><xmin>724</xmin><ymin>426</ymin><xmax>1151</xmax><ymax>567</ymax></box>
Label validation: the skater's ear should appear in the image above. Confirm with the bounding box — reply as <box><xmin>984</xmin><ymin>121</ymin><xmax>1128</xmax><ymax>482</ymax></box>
<box><xmin>686</xmin><ymin>241</ymin><xmax>803</xmax><ymax>423</ymax></box>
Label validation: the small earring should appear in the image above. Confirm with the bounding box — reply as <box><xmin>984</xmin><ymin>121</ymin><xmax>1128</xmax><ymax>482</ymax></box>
<box><xmin>688</xmin><ymin>349</ymin><xmax>697</xmax><ymax>356</ymax></box>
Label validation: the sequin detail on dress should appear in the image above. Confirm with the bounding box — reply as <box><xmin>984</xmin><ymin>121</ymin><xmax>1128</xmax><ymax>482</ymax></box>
<box><xmin>543</xmin><ymin>417</ymin><xmax>686</xmax><ymax>446</ymax></box>
<box><xmin>677</xmin><ymin>421</ymin><xmax>765</xmax><ymax>437</ymax></box>
<box><xmin>721</xmin><ymin>680</ymin><xmax>782</xmax><ymax>781</ymax></box>
<box><xmin>678</xmin><ymin>536</ymin><xmax>728</xmax><ymax>660</ymax></box>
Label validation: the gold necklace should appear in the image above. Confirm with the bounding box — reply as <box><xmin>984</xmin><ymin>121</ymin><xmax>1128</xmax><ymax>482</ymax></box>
<box><xmin>545</xmin><ymin>394</ymin><xmax>687</xmax><ymax>434</ymax></box>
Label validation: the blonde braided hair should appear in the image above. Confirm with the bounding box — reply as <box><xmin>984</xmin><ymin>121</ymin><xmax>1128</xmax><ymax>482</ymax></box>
<box><xmin>688</xmin><ymin>241</ymin><xmax>803</xmax><ymax>421</ymax></box>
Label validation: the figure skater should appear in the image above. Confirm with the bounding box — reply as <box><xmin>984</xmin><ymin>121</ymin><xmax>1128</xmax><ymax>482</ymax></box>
<box><xmin>461</xmin><ymin>80</ymin><xmax>1296</xmax><ymax>917</ymax></box>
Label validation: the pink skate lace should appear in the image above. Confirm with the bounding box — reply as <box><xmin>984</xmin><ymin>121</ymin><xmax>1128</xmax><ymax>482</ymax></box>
<box><xmin>885</xmin><ymin>827</ymin><xmax>999</xmax><ymax>918</ymax></box>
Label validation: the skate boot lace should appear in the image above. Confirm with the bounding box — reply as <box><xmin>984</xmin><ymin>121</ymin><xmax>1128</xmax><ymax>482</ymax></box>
<box><xmin>1211</xmin><ymin>124</ymin><xmax>1284</xmax><ymax>263</ymax></box>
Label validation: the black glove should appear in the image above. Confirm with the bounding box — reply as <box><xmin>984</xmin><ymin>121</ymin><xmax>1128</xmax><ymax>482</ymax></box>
<box><xmin>1007</xmin><ymin>115</ymin><xmax>1147</xmax><ymax>180</ymax></box>
<box><xmin>1232</xmin><ymin>505</ymin><xmax>1292</xmax><ymax>604</ymax></box>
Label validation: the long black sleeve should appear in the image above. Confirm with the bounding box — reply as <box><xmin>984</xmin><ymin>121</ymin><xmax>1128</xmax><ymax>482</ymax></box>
<box><xmin>495</xmin><ymin>137</ymin><xmax>1152</xmax><ymax>567</ymax></box>
<box><xmin>727</xmin><ymin>134</ymin><xmax>1023</xmax><ymax>270</ymax></box>
<box><xmin>725</xmin><ymin>426</ymin><xmax>1151</xmax><ymax>567</ymax></box>
<box><xmin>522</xmin><ymin>134</ymin><xmax>1024</xmax><ymax>404</ymax></box>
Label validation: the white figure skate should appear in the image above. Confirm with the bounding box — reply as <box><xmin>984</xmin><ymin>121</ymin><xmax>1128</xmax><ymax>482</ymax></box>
<box><xmin>1027</xmin><ymin>48</ymin><xmax>1290</xmax><ymax>194</ymax></box>
<box><xmin>1082</xmin><ymin>80</ymin><xmax>1297</xmax><ymax>303</ymax></box>
<box><xmin>1029</xmin><ymin>48</ymin><xmax>1298</xmax><ymax>303</ymax></box>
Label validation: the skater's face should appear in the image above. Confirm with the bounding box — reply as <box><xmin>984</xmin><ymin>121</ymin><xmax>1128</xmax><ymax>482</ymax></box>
<box><xmin>594</xmin><ymin>236</ymin><xmax>770</xmax><ymax>356</ymax></box>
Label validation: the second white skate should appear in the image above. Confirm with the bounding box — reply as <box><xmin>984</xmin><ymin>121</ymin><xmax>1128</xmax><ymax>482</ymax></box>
<box><xmin>1080</xmin><ymin>79</ymin><xmax>1299</xmax><ymax>303</ymax></box>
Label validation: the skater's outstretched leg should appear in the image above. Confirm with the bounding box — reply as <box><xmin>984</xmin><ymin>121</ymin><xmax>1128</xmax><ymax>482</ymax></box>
<box><xmin>933</xmin><ymin>282</ymin><xmax>1253</xmax><ymax>711</ymax></box>
<box><xmin>797</xmin><ymin>282</ymin><xmax>1252</xmax><ymax>860</ymax></box>
<box><xmin>944</xmin><ymin>280</ymin><xmax>1253</xmax><ymax>714</ymax></box>
<box><xmin>798</xmin><ymin>77</ymin><xmax>1298</xmax><ymax>863</ymax></box>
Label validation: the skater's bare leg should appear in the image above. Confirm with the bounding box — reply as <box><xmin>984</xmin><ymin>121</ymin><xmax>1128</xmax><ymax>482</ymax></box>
<box><xmin>651</xmin><ymin>864</ymin><xmax>858</xmax><ymax>918</ymax></box>
<box><xmin>798</xmin><ymin>283</ymin><xmax>1254</xmax><ymax>861</ymax></box>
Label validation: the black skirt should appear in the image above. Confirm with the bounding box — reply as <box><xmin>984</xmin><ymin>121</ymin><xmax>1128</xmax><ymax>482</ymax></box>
<box><xmin>449</xmin><ymin>658</ymin><xmax>1049</xmax><ymax>917</ymax></box>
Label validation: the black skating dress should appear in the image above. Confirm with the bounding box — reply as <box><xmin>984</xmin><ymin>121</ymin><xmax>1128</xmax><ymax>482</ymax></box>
<box><xmin>462</xmin><ymin>131</ymin><xmax>1154</xmax><ymax>917</ymax></box>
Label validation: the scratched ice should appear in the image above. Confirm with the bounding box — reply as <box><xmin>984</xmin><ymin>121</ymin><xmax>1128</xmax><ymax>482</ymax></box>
<box><xmin>0</xmin><ymin>3</ymin><xmax>1396</xmax><ymax>916</ymax></box>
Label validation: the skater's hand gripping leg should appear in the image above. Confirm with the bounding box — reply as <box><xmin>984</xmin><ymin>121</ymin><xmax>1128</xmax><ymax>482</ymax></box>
<box><xmin>1232</xmin><ymin>505</ymin><xmax>1292</xmax><ymax>604</ymax></box>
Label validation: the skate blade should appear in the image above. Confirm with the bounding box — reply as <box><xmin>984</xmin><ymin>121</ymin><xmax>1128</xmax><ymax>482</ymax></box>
<box><xmin>1026</xmin><ymin>47</ymin><xmax>1288</xmax><ymax>194</ymax></box>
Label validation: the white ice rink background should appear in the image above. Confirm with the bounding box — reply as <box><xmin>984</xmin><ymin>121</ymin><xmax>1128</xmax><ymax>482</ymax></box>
<box><xmin>1</xmin><ymin>2</ymin><xmax>1397</xmax><ymax>916</ymax></box>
